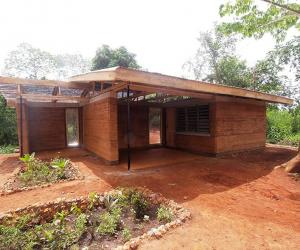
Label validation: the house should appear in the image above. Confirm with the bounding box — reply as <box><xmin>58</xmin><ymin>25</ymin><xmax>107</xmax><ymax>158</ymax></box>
<box><xmin>0</xmin><ymin>67</ymin><xmax>293</xmax><ymax>168</ymax></box>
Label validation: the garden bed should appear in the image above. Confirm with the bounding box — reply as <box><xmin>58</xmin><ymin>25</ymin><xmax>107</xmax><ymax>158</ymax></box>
<box><xmin>0</xmin><ymin>187</ymin><xmax>191</xmax><ymax>249</ymax></box>
<box><xmin>0</xmin><ymin>153</ymin><xmax>82</xmax><ymax>195</ymax></box>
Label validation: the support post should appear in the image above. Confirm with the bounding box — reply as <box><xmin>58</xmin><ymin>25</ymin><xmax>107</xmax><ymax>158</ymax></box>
<box><xmin>127</xmin><ymin>85</ymin><xmax>131</xmax><ymax>171</ymax></box>
<box><xmin>19</xmin><ymin>96</ymin><xmax>23</xmax><ymax>156</ymax></box>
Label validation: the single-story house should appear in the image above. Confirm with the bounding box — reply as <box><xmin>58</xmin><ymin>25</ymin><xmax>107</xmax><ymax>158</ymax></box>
<box><xmin>0</xmin><ymin>67</ymin><xmax>293</xmax><ymax>168</ymax></box>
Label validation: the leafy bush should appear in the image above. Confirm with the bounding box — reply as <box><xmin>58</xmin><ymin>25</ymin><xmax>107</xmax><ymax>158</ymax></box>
<box><xmin>97</xmin><ymin>207</ymin><xmax>122</xmax><ymax>236</ymax></box>
<box><xmin>0</xmin><ymin>145</ymin><xmax>17</xmax><ymax>154</ymax></box>
<box><xmin>267</xmin><ymin>107</ymin><xmax>300</xmax><ymax>146</ymax></box>
<box><xmin>0</xmin><ymin>95</ymin><xmax>18</xmax><ymax>146</ymax></box>
<box><xmin>157</xmin><ymin>205</ymin><xmax>173</xmax><ymax>223</ymax></box>
<box><xmin>130</xmin><ymin>191</ymin><xmax>149</xmax><ymax>219</ymax></box>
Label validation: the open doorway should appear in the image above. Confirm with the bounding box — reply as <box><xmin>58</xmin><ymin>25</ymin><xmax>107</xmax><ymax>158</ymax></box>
<box><xmin>149</xmin><ymin>107</ymin><xmax>161</xmax><ymax>145</ymax></box>
<box><xmin>65</xmin><ymin>108</ymin><xmax>79</xmax><ymax>147</ymax></box>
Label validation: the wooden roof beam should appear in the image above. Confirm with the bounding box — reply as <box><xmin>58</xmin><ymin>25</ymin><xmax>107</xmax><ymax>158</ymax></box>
<box><xmin>0</xmin><ymin>76</ymin><xmax>91</xmax><ymax>89</ymax></box>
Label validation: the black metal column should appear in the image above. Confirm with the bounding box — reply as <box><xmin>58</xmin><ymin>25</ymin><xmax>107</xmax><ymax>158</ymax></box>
<box><xmin>127</xmin><ymin>85</ymin><xmax>131</xmax><ymax>171</ymax></box>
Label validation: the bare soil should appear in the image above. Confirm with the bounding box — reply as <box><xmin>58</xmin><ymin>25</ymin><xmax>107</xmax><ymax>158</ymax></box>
<box><xmin>0</xmin><ymin>145</ymin><xmax>299</xmax><ymax>249</ymax></box>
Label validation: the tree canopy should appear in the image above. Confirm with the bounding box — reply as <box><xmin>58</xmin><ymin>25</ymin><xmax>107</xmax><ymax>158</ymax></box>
<box><xmin>219</xmin><ymin>0</ymin><xmax>300</xmax><ymax>42</ymax></box>
<box><xmin>183</xmin><ymin>26</ymin><xmax>286</xmax><ymax>95</ymax></box>
<box><xmin>3</xmin><ymin>43</ymin><xmax>91</xmax><ymax>80</ymax></box>
<box><xmin>91</xmin><ymin>45</ymin><xmax>140</xmax><ymax>70</ymax></box>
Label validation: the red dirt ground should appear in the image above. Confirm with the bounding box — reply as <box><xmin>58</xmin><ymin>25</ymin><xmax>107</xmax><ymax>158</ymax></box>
<box><xmin>0</xmin><ymin>146</ymin><xmax>299</xmax><ymax>249</ymax></box>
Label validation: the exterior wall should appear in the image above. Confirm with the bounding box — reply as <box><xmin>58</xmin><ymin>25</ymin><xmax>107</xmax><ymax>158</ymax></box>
<box><xmin>118</xmin><ymin>105</ymin><xmax>149</xmax><ymax>149</ymax></box>
<box><xmin>166</xmin><ymin>104</ymin><xmax>216</xmax><ymax>154</ymax></box>
<box><xmin>28</xmin><ymin>107</ymin><xmax>66</xmax><ymax>152</ymax></box>
<box><xmin>83</xmin><ymin>95</ymin><xmax>118</xmax><ymax>164</ymax></box>
<box><xmin>214</xmin><ymin>99</ymin><xmax>266</xmax><ymax>153</ymax></box>
<box><xmin>165</xmin><ymin>98</ymin><xmax>266</xmax><ymax>155</ymax></box>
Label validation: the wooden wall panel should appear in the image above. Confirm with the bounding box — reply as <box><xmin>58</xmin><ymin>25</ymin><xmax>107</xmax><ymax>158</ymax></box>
<box><xmin>118</xmin><ymin>105</ymin><xmax>149</xmax><ymax>149</ymax></box>
<box><xmin>28</xmin><ymin>107</ymin><xmax>66</xmax><ymax>152</ymax></box>
<box><xmin>83</xmin><ymin>97</ymin><xmax>118</xmax><ymax>163</ymax></box>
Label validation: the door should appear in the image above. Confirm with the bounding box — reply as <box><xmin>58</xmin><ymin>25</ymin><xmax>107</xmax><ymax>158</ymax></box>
<box><xmin>149</xmin><ymin>107</ymin><xmax>162</xmax><ymax>145</ymax></box>
<box><xmin>65</xmin><ymin>108</ymin><xmax>79</xmax><ymax>147</ymax></box>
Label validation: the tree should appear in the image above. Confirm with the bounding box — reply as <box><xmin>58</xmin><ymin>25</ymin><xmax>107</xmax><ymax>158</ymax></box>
<box><xmin>183</xmin><ymin>27</ymin><xmax>237</xmax><ymax>82</ymax></box>
<box><xmin>55</xmin><ymin>54</ymin><xmax>91</xmax><ymax>79</ymax></box>
<box><xmin>2</xmin><ymin>43</ymin><xmax>91</xmax><ymax>80</ymax></box>
<box><xmin>0</xmin><ymin>95</ymin><xmax>18</xmax><ymax>145</ymax></box>
<box><xmin>3</xmin><ymin>43</ymin><xmax>56</xmax><ymax>79</ymax></box>
<box><xmin>219</xmin><ymin>0</ymin><xmax>300</xmax><ymax>42</ymax></box>
<box><xmin>219</xmin><ymin>0</ymin><xmax>300</xmax><ymax>172</ymax></box>
<box><xmin>91</xmin><ymin>45</ymin><xmax>140</xmax><ymax>70</ymax></box>
<box><xmin>183</xmin><ymin>27</ymin><xmax>286</xmax><ymax>95</ymax></box>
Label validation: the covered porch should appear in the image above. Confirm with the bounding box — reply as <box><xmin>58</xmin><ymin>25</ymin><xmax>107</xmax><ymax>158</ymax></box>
<box><xmin>0</xmin><ymin>67</ymin><xmax>293</xmax><ymax>166</ymax></box>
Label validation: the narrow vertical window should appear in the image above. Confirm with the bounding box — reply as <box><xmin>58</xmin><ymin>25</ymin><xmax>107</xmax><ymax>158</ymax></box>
<box><xmin>65</xmin><ymin>108</ymin><xmax>79</xmax><ymax>147</ymax></box>
<box><xmin>149</xmin><ymin>107</ymin><xmax>162</xmax><ymax>144</ymax></box>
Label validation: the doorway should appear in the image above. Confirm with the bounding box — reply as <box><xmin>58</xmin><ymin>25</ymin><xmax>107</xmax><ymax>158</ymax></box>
<box><xmin>65</xmin><ymin>108</ymin><xmax>79</xmax><ymax>147</ymax></box>
<box><xmin>149</xmin><ymin>107</ymin><xmax>162</xmax><ymax>145</ymax></box>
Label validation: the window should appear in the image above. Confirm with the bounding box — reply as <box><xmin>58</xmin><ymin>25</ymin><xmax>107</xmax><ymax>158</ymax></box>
<box><xmin>176</xmin><ymin>105</ymin><xmax>210</xmax><ymax>134</ymax></box>
<box><xmin>65</xmin><ymin>108</ymin><xmax>80</xmax><ymax>147</ymax></box>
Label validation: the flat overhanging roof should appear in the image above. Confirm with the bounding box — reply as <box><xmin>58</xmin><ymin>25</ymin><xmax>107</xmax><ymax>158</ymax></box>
<box><xmin>0</xmin><ymin>67</ymin><xmax>294</xmax><ymax>106</ymax></box>
<box><xmin>69</xmin><ymin>66</ymin><xmax>293</xmax><ymax>105</ymax></box>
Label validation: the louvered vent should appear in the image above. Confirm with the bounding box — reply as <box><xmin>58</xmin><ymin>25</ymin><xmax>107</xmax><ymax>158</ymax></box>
<box><xmin>176</xmin><ymin>105</ymin><xmax>210</xmax><ymax>134</ymax></box>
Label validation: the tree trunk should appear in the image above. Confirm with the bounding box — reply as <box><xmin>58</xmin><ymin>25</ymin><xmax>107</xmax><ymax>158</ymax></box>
<box><xmin>285</xmin><ymin>141</ymin><xmax>300</xmax><ymax>173</ymax></box>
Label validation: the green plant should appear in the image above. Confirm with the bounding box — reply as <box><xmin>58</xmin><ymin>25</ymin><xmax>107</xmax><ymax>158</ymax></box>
<box><xmin>75</xmin><ymin>213</ymin><xmax>87</xmax><ymax>238</ymax></box>
<box><xmin>19</xmin><ymin>154</ymin><xmax>72</xmax><ymax>186</ymax></box>
<box><xmin>157</xmin><ymin>205</ymin><xmax>173</xmax><ymax>223</ymax></box>
<box><xmin>53</xmin><ymin>210</ymin><xmax>68</xmax><ymax>226</ymax></box>
<box><xmin>122</xmin><ymin>227</ymin><xmax>131</xmax><ymax>242</ymax></box>
<box><xmin>88</xmin><ymin>192</ymin><xmax>99</xmax><ymax>209</ymax></box>
<box><xmin>70</xmin><ymin>203</ymin><xmax>82</xmax><ymax>216</ymax></box>
<box><xmin>16</xmin><ymin>214</ymin><xmax>32</xmax><ymax>230</ymax></box>
<box><xmin>50</xmin><ymin>157</ymin><xmax>70</xmax><ymax>178</ymax></box>
<box><xmin>97</xmin><ymin>207</ymin><xmax>121</xmax><ymax>236</ymax></box>
<box><xmin>0</xmin><ymin>145</ymin><xmax>17</xmax><ymax>154</ymax></box>
<box><xmin>104</xmin><ymin>194</ymin><xmax>119</xmax><ymax>211</ymax></box>
<box><xmin>130</xmin><ymin>192</ymin><xmax>149</xmax><ymax>219</ymax></box>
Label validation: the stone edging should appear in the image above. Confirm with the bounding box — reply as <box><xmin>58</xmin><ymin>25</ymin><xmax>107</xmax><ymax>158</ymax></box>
<box><xmin>0</xmin><ymin>162</ymin><xmax>83</xmax><ymax>196</ymax></box>
<box><xmin>0</xmin><ymin>187</ymin><xmax>191</xmax><ymax>250</ymax></box>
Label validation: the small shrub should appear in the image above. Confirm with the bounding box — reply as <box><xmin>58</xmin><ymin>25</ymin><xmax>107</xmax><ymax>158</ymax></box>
<box><xmin>122</xmin><ymin>227</ymin><xmax>131</xmax><ymax>242</ymax></box>
<box><xmin>75</xmin><ymin>213</ymin><xmax>88</xmax><ymax>238</ymax></box>
<box><xmin>104</xmin><ymin>194</ymin><xmax>119</xmax><ymax>211</ymax></box>
<box><xmin>130</xmin><ymin>191</ymin><xmax>149</xmax><ymax>219</ymax></box>
<box><xmin>157</xmin><ymin>205</ymin><xmax>173</xmax><ymax>223</ymax></box>
<box><xmin>88</xmin><ymin>192</ymin><xmax>99</xmax><ymax>209</ymax></box>
<box><xmin>50</xmin><ymin>157</ymin><xmax>70</xmax><ymax>178</ymax></box>
<box><xmin>70</xmin><ymin>203</ymin><xmax>82</xmax><ymax>216</ymax></box>
<box><xmin>97</xmin><ymin>207</ymin><xmax>121</xmax><ymax>236</ymax></box>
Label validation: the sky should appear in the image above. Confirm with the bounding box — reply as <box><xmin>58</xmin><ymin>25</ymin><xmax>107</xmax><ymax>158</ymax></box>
<box><xmin>0</xmin><ymin>0</ymin><xmax>278</xmax><ymax>78</ymax></box>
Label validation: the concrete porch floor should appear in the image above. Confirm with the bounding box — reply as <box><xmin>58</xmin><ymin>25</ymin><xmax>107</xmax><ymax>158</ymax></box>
<box><xmin>0</xmin><ymin>147</ymin><xmax>300</xmax><ymax>249</ymax></box>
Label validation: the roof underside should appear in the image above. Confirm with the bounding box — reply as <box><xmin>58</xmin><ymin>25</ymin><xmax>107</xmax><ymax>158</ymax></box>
<box><xmin>0</xmin><ymin>67</ymin><xmax>293</xmax><ymax>106</ymax></box>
